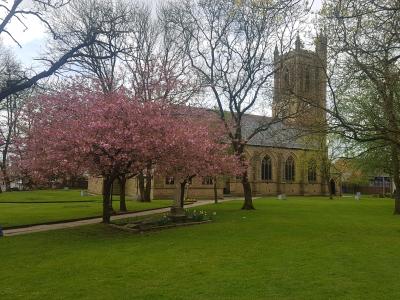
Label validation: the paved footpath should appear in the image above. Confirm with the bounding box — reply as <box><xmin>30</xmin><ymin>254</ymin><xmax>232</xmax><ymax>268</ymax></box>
<box><xmin>3</xmin><ymin>198</ymin><xmax>238</xmax><ymax>237</ymax></box>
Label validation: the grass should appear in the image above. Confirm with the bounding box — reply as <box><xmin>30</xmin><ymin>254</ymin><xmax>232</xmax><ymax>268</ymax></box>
<box><xmin>0</xmin><ymin>189</ymin><xmax>104</xmax><ymax>203</ymax></box>
<box><xmin>0</xmin><ymin>189</ymin><xmax>172</xmax><ymax>228</ymax></box>
<box><xmin>1</xmin><ymin>196</ymin><xmax>399</xmax><ymax>299</ymax></box>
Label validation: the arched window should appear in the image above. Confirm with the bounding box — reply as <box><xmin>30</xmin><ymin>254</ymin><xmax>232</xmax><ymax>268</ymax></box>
<box><xmin>284</xmin><ymin>156</ymin><xmax>295</xmax><ymax>182</ymax></box>
<box><xmin>308</xmin><ymin>159</ymin><xmax>317</xmax><ymax>183</ymax></box>
<box><xmin>261</xmin><ymin>155</ymin><xmax>272</xmax><ymax>181</ymax></box>
<box><xmin>202</xmin><ymin>176</ymin><xmax>213</xmax><ymax>185</ymax></box>
<box><xmin>165</xmin><ymin>177</ymin><xmax>175</xmax><ymax>185</ymax></box>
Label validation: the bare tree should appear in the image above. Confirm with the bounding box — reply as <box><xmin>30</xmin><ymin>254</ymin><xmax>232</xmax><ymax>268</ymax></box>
<box><xmin>0</xmin><ymin>46</ymin><xmax>26</xmax><ymax>191</ymax></box>
<box><xmin>122</xmin><ymin>3</ymin><xmax>201</xmax><ymax>202</ymax></box>
<box><xmin>50</xmin><ymin>0</ymin><xmax>135</xmax><ymax>93</ymax></box>
<box><xmin>125</xmin><ymin>3</ymin><xmax>200</xmax><ymax>104</ymax></box>
<box><xmin>163</xmin><ymin>0</ymin><xmax>308</xmax><ymax>209</ymax></box>
<box><xmin>124</xmin><ymin>4</ymin><xmax>163</xmax><ymax>202</ymax></box>
<box><xmin>47</xmin><ymin>0</ymin><xmax>140</xmax><ymax>210</ymax></box>
<box><xmin>0</xmin><ymin>0</ymin><xmax>107</xmax><ymax>101</ymax></box>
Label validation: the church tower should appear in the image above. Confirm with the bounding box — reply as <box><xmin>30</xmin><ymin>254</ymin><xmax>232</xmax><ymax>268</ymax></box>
<box><xmin>272</xmin><ymin>34</ymin><xmax>327</xmax><ymax>127</ymax></box>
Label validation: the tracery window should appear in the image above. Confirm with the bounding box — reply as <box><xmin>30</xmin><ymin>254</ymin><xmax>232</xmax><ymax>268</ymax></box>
<box><xmin>284</xmin><ymin>156</ymin><xmax>295</xmax><ymax>182</ymax></box>
<box><xmin>308</xmin><ymin>159</ymin><xmax>317</xmax><ymax>182</ymax></box>
<box><xmin>202</xmin><ymin>176</ymin><xmax>214</xmax><ymax>185</ymax></box>
<box><xmin>165</xmin><ymin>176</ymin><xmax>175</xmax><ymax>185</ymax></box>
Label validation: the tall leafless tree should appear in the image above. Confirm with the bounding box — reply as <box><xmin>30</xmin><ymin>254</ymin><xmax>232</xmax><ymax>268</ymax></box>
<box><xmin>0</xmin><ymin>46</ymin><xmax>26</xmax><ymax>192</ymax></box>
<box><xmin>163</xmin><ymin>0</ymin><xmax>308</xmax><ymax>209</ymax></box>
<box><xmin>50</xmin><ymin>0</ymin><xmax>135</xmax><ymax>93</ymax></box>
<box><xmin>123</xmin><ymin>3</ymin><xmax>201</xmax><ymax>202</ymax></box>
<box><xmin>125</xmin><ymin>3</ymin><xmax>200</xmax><ymax>104</ymax></box>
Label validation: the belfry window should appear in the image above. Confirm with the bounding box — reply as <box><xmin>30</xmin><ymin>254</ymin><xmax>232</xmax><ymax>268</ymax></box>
<box><xmin>305</xmin><ymin>67</ymin><xmax>311</xmax><ymax>92</ymax></box>
<box><xmin>283</xmin><ymin>67</ymin><xmax>290</xmax><ymax>88</ymax></box>
<box><xmin>284</xmin><ymin>156</ymin><xmax>295</xmax><ymax>182</ymax></box>
<box><xmin>261</xmin><ymin>155</ymin><xmax>272</xmax><ymax>181</ymax></box>
<box><xmin>308</xmin><ymin>159</ymin><xmax>317</xmax><ymax>182</ymax></box>
<box><xmin>315</xmin><ymin>68</ymin><xmax>319</xmax><ymax>90</ymax></box>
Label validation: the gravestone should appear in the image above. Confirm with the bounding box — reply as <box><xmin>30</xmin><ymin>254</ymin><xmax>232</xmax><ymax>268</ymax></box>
<box><xmin>355</xmin><ymin>192</ymin><xmax>361</xmax><ymax>200</ymax></box>
<box><xmin>278</xmin><ymin>194</ymin><xmax>287</xmax><ymax>200</ymax></box>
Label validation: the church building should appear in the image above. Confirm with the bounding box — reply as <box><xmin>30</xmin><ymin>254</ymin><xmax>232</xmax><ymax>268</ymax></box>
<box><xmin>88</xmin><ymin>34</ymin><xmax>338</xmax><ymax>199</ymax></box>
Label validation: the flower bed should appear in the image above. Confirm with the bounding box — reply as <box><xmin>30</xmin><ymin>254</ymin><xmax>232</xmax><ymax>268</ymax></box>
<box><xmin>110</xmin><ymin>209</ymin><xmax>216</xmax><ymax>233</ymax></box>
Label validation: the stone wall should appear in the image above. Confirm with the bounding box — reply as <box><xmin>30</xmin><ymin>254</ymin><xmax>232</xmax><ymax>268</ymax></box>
<box><xmin>87</xmin><ymin>176</ymin><xmax>103</xmax><ymax>195</ymax></box>
<box><xmin>87</xmin><ymin>145</ymin><xmax>331</xmax><ymax>199</ymax></box>
<box><xmin>153</xmin><ymin>176</ymin><xmax>224</xmax><ymax>200</ymax></box>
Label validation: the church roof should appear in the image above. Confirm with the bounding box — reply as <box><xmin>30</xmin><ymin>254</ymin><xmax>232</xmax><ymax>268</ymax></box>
<box><xmin>241</xmin><ymin>114</ymin><xmax>318</xmax><ymax>150</ymax></box>
<box><xmin>196</xmin><ymin>107</ymin><xmax>321</xmax><ymax>151</ymax></box>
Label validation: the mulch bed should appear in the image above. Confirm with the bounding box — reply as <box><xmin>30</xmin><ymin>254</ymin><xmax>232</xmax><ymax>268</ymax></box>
<box><xmin>109</xmin><ymin>219</ymin><xmax>212</xmax><ymax>233</ymax></box>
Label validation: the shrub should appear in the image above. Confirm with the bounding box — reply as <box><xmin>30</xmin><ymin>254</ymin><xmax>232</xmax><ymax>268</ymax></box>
<box><xmin>186</xmin><ymin>209</ymin><xmax>210</xmax><ymax>222</ymax></box>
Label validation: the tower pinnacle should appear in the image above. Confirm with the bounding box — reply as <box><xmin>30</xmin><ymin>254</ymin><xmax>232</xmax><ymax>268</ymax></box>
<box><xmin>295</xmin><ymin>34</ymin><xmax>302</xmax><ymax>50</ymax></box>
<box><xmin>274</xmin><ymin>44</ymin><xmax>279</xmax><ymax>61</ymax></box>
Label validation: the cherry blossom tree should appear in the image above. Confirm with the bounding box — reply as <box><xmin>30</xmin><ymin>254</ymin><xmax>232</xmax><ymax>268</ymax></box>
<box><xmin>19</xmin><ymin>86</ymin><xmax>163</xmax><ymax>223</ymax></box>
<box><xmin>123</xmin><ymin>3</ymin><xmax>201</xmax><ymax>203</ymax></box>
<box><xmin>18</xmin><ymin>84</ymin><xmax>241</xmax><ymax>223</ymax></box>
<box><xmin>157</xmin><ymin>109</ymin><xmax>242</xmax><ymax>217</ymax></box>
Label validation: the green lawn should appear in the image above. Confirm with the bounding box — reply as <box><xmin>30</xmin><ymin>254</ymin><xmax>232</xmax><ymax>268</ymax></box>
<box><xmin>0</xmin><ymin>190</ymin><xmax>172</xmax><ymax>228</ymax></box>
<box><xmin>1</xmin><ymin>196</ymin><xmax>399</xmax><ymax>299</ymax></box>
<box><xmin>0</xmin><ymin>189</ymin><xmax>104</xmax><ymax>203</ymax></box>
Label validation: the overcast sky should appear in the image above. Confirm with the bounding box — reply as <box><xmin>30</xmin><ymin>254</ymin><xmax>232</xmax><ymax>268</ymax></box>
<box><xmin>3</xmin><ymin>0</ymin><xmax>322</xmax><ymax>66</ymax></box>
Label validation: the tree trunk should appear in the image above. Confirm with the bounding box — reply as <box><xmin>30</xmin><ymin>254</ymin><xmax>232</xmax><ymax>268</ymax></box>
<box><xmin>179</xmin><ymin>181</ymin><xmax>186</xmax><ymax>208</ymax></box>
<box><xmin>109</xmin><ymin>181</ymin><xmax>114</xmax><ymax>214</ymax></box>
<box><xmin>185</xmin><ymin>181</ymin><xmax>191</xmax><ymax>204</ymax></box>
<box><xmin>241</xmin><ymin>170</ymin><xmax>254</xmax><ymax>210</ymax></box>
<box><xmin>234</xmin><ymin>141</ymin><xmax>254</xmax><ymax>210</ymax></box>
<box><xmin>102</xmin><ymin>177</ymin><xmax>112</xmax><ymax>223</ymax></box>
<box><xmin>2</xmin><ymin>169</ymin><xmax>10</xmax><ymax>192</ymax></box>
<box><xmin>170</xmin><ymin>177</ymin><xmax>186</xmax><ymax>219</ymax></box>
<box><xmin>327</xmin><ymin>178</ymin><xmax>333</xmax><ymax>200</ymax></box>
<box><xmin>119</xmin><ymin>175</ymin><xmax>127</xmax><ymax>212</ymax></box>
<box><xmin>144</xmin><ymin>168</ymin><xmax>152</xmax><ymax>202</ymax></box>
<box><xmin>137</xmin><ymin>171</ymin><xmax>145</xmax><ymax>202</ymax></box>
<box><xmin>2</xmin><ymin>132</ymin><xmax>11</xmax><ymax>192</ymax></box>
<box><xmin>381</xmin><ymin>91</ymin><xmax>400</xmax><ymax>212</ymax></box>
<box><xmin>391</xmin><ymin>145</ymin><xmax>400</xmax><ymax>214</ymax></box>
<box><xmin>213</xmin><ymin>176</ymin><xmax>218</xmax><ymax>204</ymax></box>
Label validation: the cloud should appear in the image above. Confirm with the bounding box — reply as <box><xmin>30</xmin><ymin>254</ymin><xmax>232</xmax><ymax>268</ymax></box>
<box><xmin>2</xmin><ymin>13</ymin><xmax>46</xmax><ymax>47</ymax></box>
<box><xmin>1</xmin><ymin>0</ymin><xmax>47</xmax><ymax>66</ymax></box>
<box><xmin>10</xmin><ymin>38</ymin><xmax>44</xmax><ymax>68</ymax></box>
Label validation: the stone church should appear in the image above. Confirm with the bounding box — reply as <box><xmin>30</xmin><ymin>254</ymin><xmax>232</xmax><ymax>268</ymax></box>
<box><xmin>88</xmin><ymin>34</ymin><xmax>338</xmax><ymax>199</ymax></box>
